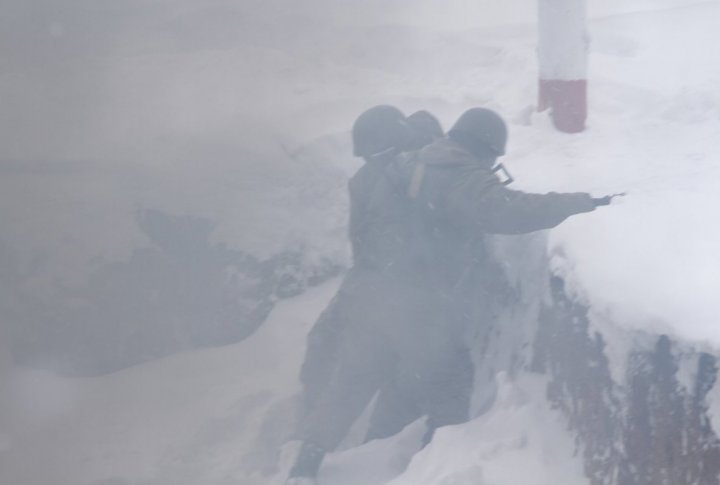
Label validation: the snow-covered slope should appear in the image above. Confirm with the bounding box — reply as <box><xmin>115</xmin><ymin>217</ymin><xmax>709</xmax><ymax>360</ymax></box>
<box><xmin>0</xmin><ymin>279</ymin><xmax>339</xmax><ymax>485</ymax></box>
<box><xmin>2</xmin><ymin>0</ymin><xmax>720</xmax><ymax>484</ymax></box>
<box><xmin>0</xmin><ymin>276</ymin><xmax>589</xmax><ymax>485</ymax></box>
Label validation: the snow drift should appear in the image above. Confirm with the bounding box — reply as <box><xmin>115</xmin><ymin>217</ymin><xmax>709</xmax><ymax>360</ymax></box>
<box><xmin>2</xmin><ymin>0</ymin><xmax>720</xmax><ymax>484</ymax></box>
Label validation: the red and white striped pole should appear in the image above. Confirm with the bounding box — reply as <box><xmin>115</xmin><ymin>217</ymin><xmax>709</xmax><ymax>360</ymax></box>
<box><xmin>538</xmin><ymin>0</ymin><xmax>588</xmax><ymax>133</ymax></box>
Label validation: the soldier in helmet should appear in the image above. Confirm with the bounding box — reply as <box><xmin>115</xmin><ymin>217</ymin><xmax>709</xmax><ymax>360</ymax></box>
<box><xmin>296</xmin><ymin>107</ymin><xmax>441</xmax><ymax>425</ymax></box>
<box><xmin>397</xmin><ymin>107</ymin><xmax>616</xmax><ymax>415</ymax></box>
<box><xmin>359</xmin><ymin>108</ymin><xmax>474</xmax><ymax>445</ymax></box>
<box><xmin>409</xmin><ymin>107</ymin><xmax>612</xmax><ymax>238</ymax></box>
<box><xmin>405</xmin><ymin>110</ymin><xmax>444</xmax><ymax>151</ymax></box>
<box><xmin>296</xmin><ymin>107</ymin><xmax>452</xmax><ymax>429</ymax></box>
<box><xmin>288</xmin><ymin>106</ymin><xmax>475</xmax><ymax>485</ymax></box>
<box><xmin>288</xmin><ymin>105</ymin><xmax>423</xmax><ymax>485</ymax></box>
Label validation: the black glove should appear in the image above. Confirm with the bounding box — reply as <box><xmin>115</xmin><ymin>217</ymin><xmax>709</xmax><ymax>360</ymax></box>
<box><xmin>592</xmin><ymin>196</ymin><xmax>612</xmax><ymax>206</ymax></box>
<box><xmin>592</xmin><ymin>193</ymin><xmax>626</xmax><ymax>207</ymax></box>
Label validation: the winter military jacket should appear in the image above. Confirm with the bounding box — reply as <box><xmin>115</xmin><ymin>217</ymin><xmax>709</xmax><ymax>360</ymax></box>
<box><xmin>400</xmin><ymin>137</ymin><xmax>596</xmax><ymax>289</ymax></box>
<box><xmin>412</xmin><ymin>138</ymin><xmax>596</xmax><ymax>235</ymax></box>
<box><xmin>348</xmin><ymin>150</ymin><xmax>420</xmax><ymax>276</ymax></box>
<box><xmin>316</xmin><ymin>148</ymin><xmax>450</xmax><ymax>355</ymax></box>
<box><xmin>299</xmin><ymin>150</ymin><xmax>424</xmax><ymax>432</ymax></box>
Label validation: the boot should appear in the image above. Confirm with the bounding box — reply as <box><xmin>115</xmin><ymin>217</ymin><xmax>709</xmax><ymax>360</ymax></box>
<box><xmin>286</xmin><ymin>441</ymin><xmax>325</xmax><ymax>483</ymax></box>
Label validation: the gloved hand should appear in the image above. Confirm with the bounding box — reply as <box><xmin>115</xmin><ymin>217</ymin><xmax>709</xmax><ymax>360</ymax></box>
<box><xmin>592</xmin><ymin>196</ymin><xmax>612</xmax><ymax>206</ymax></box>
<box><xmin>592</xmin><ymin>193</ymin><xmax>625</xmax><ymax>207</ymax></box>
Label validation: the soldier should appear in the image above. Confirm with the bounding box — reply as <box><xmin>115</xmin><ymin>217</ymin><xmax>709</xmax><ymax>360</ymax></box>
<box><xmin>405</xmin><ymin>110</ymin><xmax>444</xmax><ymax>150</ymax></box>
<box><xmin>394</xmin><ymin>107</ymin><xmax>617</xmax><ymax>438</ymax></box>
<box><xmin>296</xmin><ymin>108</ymin><xmax>450</xmax><ymax>439</ymax></box>
<box><xmin>361</xmin><ymin>108</ymin><xmax>473</xmax><ymax>445</ymax></box>
<box><xmin>288</xmin><ymin>105</ymin><xmax>476</xmax><ymax>484</ymax></box>
<box><xmin>288</xmin><ymin>106</ymin><xmax>616</xmax><ymax>485</ymax></box>
<box><xmin>408</xmin><ymin>107</ymin><xmax>612</xmax><ymax>242</ymax></box>
<box><xmin>288</xmin><ymin>105</ymin><xmax>425</xmax><ymax>485</ymax></box>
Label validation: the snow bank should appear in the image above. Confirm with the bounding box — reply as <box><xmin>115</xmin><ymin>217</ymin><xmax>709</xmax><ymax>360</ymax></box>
<box><xmin>543</xmin><ymin>2</ymin><xmax>720</xmax><ymax>345</ymax></box>
<box><xmin>390</xmin><ymin>375</ymin><xmax>586</xmax><ymax>485</ymax></box>
<box><xmin>2</xmin><ymin>0</ymin><xmax>720</xmax><ymax>482</ymax></box>
<box><xmin>0</xmin><ymin>279</ymin><xmax>340</xmax><ymax>485</ymax></box>
<box><xmin>0</xmin><ymin>282</ymin><xmax>587</xmax><ymax>485</ymax></box>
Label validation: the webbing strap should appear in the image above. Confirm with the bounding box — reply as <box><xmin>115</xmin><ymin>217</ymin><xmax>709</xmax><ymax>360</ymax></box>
<box><xmin>407</xmin><ymin>163</ymin><xmax>426</xmax><ymax>199</ymax></box>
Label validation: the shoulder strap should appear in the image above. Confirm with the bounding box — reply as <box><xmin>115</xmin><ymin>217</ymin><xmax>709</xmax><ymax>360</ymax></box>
<box><xmin>407</xmin><ymin>162</ymin><xmax>426</xmax><ymax>200</ymax></box>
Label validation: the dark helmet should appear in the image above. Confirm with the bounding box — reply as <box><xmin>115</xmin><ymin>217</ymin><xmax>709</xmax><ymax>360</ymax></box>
<box><xmin>407</xmin><ymin>110</ymin><xmax>444</xmax><ymax>140</ymax></box>
<box><xmin>448</xmin><ymin>107</ymin><xmax>507</xmax><ymax>156</ymax></box>
<box><xmin>352</xmin><ymin>105</ymin><xmax>412</xmax><ymax>158</ymax></box>
<box><xmin>406</xmin><ymin>110</ymin><xmax>444</xmax><ymax>150</ymax></box>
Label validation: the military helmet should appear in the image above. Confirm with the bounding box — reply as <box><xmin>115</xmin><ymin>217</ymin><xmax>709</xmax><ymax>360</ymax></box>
<box><xmin>407</xmin><ymin>110</ymin><xmax>444</xmax><ymax>140</ymax></box>
<box><xmin>405</xmin><ymin>110</ymin><xmax>444</xmax><ymax>151</ymax></box>
<box><xmin>352</xmin><ymin>105</ymin><xmax>412</xmax><ymax>158</ymax></box>
<box><xmin>448</xmin><ymin>107</ymin><xmax>507</xmax><ymax>156</ymax></box>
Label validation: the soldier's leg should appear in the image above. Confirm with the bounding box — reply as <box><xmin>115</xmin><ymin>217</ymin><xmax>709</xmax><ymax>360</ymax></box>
<box><xmin>290</xmin><ymin>335</ymin><xmax>394</xmax><ymax>479</ymax></box>
<box><xmin>364</xmin><ymin>371</ymin><xmax>423</xmax><ymax>443</ymax></box>
<box><xmin>297</xmin><ymin>295</ymin><xmax>344</xmax><ymax>430</ymax></box>
<box><xmin>420</xmin><ymin>342</ymin><xmax>474</xmax><ymax>443</ymax></box>
<box><xmin>298</xmin><ymin>269</ymin><xmax>373</xmax><ymax>406</ymax></box>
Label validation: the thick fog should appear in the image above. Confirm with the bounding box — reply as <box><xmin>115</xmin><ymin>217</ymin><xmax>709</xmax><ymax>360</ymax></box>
<box><xmin>2</xmin><ymin>0</ymin><xmax>719</xmax><ymax>484</ymax></box>
<box><xmin>0</xmin><ymin>0</ymin><xmax>543</xmax><ymax>376</ymax></box>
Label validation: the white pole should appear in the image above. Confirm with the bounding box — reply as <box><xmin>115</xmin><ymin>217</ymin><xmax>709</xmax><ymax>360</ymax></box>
<box><xmin>538</xmin><ymin>0</ymin><xmax>588</xmax><ymax>133</ymax></box>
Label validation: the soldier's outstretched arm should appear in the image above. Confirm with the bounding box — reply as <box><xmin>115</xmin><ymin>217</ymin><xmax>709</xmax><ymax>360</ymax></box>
<box><xmin>448</xmin><ymin>168</ymin><xmax>597</xmax><ymax>235</ymax></box>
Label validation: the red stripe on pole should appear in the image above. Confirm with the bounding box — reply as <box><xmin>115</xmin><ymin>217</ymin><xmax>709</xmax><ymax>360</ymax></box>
<box><xmin>538</xmin><ymin>79</ymin><xmax>587</xmax><ymax>133</ymax></box>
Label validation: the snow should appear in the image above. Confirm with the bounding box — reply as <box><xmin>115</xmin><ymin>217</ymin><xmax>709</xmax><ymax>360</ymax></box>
<box><xmin>707</xmin><ymin>374</ymin><xmax>720</xmax><ymax>438</ymax></box>
<box><xmin>0</xmin><ymin>281</ymin><xmax>588</xmax><ymax>485</ymax></box>
<box><xmin>317</xmin><ymin>420</ymin><xmax>427</xmax><ymax>485</ymax></box>
<box><xmin>389</xmin><ymin>374</ymin><xmax>586</xmax><ymax>485</ymax></box>
<box><xmin>545</xmin><ymin>1</ymin><xmax>720</xmax><ymax>344</ymax></box>
<box><xmin>0</xmin><ymin>278</ymin><xmax>340</xmax><ymax>485</ymax></box>
<box><xmin>3</xmin><ymin>0</ymin><xmax>719</xmax><ymax>342</ymax></box>
<box><xmin>2</xmin><ymin>0</ymin><xmax>720</xmax><ymax>483</ymax></box>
